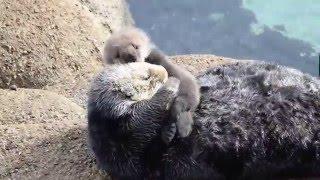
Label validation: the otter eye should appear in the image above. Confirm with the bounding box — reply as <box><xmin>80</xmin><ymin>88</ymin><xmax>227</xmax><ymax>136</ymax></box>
<box><xmin>131</xmin><ymin>43</ymin><xmax>139</xmax><ymax>49</ymax></box>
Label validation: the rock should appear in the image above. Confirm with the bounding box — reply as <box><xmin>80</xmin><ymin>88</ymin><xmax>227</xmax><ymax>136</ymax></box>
<box><xmin>79</xmin><ymin>0</ymin><xmax>134</xmax><ymax>32</ymax></box>
<box><xmin>170</xmin><ymin>54</ymin><xmax>235</xmax><ymax>75</ymax></box>
<box><xmin>0</xmin><ymin>0</ymin><xmax>131</xmax><ymax>102</ymax></box>
<box><xmin>0</xmin><ymin>89</ymin><xmax>106</xmax><ymax>179</ymax></box>
<box><xmin>9</xmin><ymin>84</ymin><xmax>17</xmax><ymax>91</ymax></box>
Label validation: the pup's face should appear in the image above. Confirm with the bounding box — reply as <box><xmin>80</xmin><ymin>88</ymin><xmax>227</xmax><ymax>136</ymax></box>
<box><xmin>107</xmin><ymin>27</ymin><xmax>152</xmax><ymax>64</ymax></box>
<box><xmin>117</xmin><ymin>41</ymin><xmax>143</xmax><ymax>63</ymax></box>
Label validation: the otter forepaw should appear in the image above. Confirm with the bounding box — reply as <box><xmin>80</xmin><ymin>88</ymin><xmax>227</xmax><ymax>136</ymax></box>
<box><xmin>176</xmin><ymin>111</ymin><xmax>193</xmax><ymax>138</ymax></box>
<box><xmin>163</xmin><ymin>77</ymin><xmax>180</xmax><ymax>94</ymax></box>
<box><xmin>161</xmin><ymin>123</ymin><xmax>177</xmax><ymax>144</ymax></box>
<box><xmin>148</xmin><ymin>64</ymin><xmax>168</xmax><ymax>83</ymax></box>
<box><xmin>145</xmin><ymin>49</ymin><xmax>167</xmax><ymax>65</ymax></box>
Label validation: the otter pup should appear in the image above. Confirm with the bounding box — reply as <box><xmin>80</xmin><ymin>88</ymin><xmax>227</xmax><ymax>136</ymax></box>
<box><xmin>146</xmin><ymin>49</ymin><xmax>200</xmax><ymax>143</ymax></box>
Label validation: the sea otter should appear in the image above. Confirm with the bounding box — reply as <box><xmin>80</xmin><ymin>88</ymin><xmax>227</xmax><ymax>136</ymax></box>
<box><xmin>103</xmin><ymin>27</ymin><xmax>201</xmax><ymax>143</ymax></box>
<box><xmin>162</xmin><ymin>61</ymin><xmax>320</xmax><ymax>179</ymax></box>
<box><xmin>87</xmin><ymin>62</ymin><xmax>179</xmax><ymax>179</ymax></box>
<box><xmin>89</xmin><ymin>60</ymin><xmax>320</xmax><ymax>179</ymax></box>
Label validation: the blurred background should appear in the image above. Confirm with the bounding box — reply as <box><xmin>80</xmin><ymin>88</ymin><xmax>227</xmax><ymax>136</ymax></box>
<box><xmin>128</xmin><ymin>0</ymin><xmax>320</xmax><ymax>75</ymax></box>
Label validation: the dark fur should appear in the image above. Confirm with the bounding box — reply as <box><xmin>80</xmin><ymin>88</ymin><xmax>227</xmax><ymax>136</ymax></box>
<box><xmin>87</xmin><ymin>64</ymin><xmax>180</xmax><ymax>179</ymax></box>
<box><xmin>146</xmin><ymin>49</ymin><xmax>200</xmax><ymax>143</ymax></box>
<box><xmin>88</xmin><ymin>60</ymin><xmax>320</xmax><ymax>179</ymax></box>
<box><xmin>95</xmin><ymin>27</ymin><xmax>320</xmax><ymax>179</ymax></box>
<box><xmin>162</xmin><ymin>61</ymin><xmax>320</xmax><ymax>179</ymax></box>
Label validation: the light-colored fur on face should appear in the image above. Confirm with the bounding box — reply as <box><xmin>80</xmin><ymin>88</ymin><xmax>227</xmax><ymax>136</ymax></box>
<box><xmin>91</xmin><ymin>62</ymin><xmax>168</xmax><ymax>102</ymax></box>
<box><xmin>103</xmin><ymin>27</ymin><xmax>153</xmax><ymax>64</ymax></box>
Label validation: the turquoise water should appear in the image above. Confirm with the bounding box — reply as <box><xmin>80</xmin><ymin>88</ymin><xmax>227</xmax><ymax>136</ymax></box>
<box><xmin>128</xmin><ymin>0</ymin><xmax>320</xmax><ymax>75</ymax></box>
<box><xmin>243</xmin><ymin>0</ymin><xmax>320</xmax><ymax>54</ymax></box>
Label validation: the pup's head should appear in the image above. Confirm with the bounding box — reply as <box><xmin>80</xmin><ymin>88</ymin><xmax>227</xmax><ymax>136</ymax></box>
<box><xmin>104</xmin><ymin>27</ymin><xmax>153</xmax><ymax>64</ymax></box>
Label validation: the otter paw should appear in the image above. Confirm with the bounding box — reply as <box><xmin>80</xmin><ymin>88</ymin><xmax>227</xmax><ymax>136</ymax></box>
<box><xmin>148</xmin><ymin>64</ymin><xmax>168</xmax><ymax>83</ymax></box>
<box><xmin>163</xmin><ymin>77</ymin><xmax>180</xmax><ymax>94</ymax></box>
<box><xmin>176</xmin><ymin>111</ymin><xmax>193</xmax><ymax>137</ymax></box>
<box><xmin>161</xmin><ymin>123</ymin><xmax>177</xmax><ymax>144</ymax></box>
<box><xmin>145</xmin><ymin>49</ymin><xmax>167</xmax><ymax>65</ymax></box>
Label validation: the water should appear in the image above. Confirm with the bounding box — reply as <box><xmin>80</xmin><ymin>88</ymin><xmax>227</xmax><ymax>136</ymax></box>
<box><xmin>127</xmin><ymin>0</ymin><xmax>320</xmax><ymax>75</ymax></box>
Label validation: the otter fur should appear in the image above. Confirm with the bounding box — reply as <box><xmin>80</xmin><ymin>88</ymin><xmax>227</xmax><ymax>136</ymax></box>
<box><xmin>103</xmin><ymin>27</ymin><xmax>152</xmax><ymax>64</ymax></box>
<box><xmin>87</xmin><ymin>62</ymin><xmax>179</xmax><ymax>179</ymax></box>
<box><xmin>95</xmin><ymin>26</ymin><xmax>320</xmax><ymax>179</ymax></box>
<box><xmin>146</xmin><ymin>49</ymin><xmax>200</xmax><ymax>143</ymax></box>
<box><xmin>111</xmin><ymin>62</ymin><xmax>168</xmax><ymax>101</ymax></box>
<box><xmin>103</xmin><ymin>27</ymin><xmax>200</xmax><ymax>143</ymax></box>
<box><xmin>88</xmin><ymin>60</ymin><xmax>320</xmax><ymax>179</ymax></box>
<box><xmin>162</xmin><ymin>61</ymin><xmax>320</xmax><ymax>179</ymax></box>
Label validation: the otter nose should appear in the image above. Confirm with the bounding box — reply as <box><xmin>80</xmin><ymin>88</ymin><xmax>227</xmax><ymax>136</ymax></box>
<box><xmin>127</xmin><ymin>54</ymin><xmax>137</xmax><ymax>62</ymax></box>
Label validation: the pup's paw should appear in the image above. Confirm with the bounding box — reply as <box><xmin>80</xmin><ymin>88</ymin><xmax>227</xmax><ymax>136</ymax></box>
<box><xmin>176</xmin><ymin>111</ymin><xmax>193</xmax><ymax>137</ymax></box>
<box><xmin>145</xmin><ymin>49</ymin><xmax>167</xmax><ymax>65</ymax></box>
<box><xmin>163</xmin><ymin>77</ymin><xmax>180</xmax><ymax>94</ymax></box>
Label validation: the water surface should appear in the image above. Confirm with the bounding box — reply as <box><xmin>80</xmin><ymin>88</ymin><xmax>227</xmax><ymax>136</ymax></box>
<box><xmin>128</xmin><ymin>0</ymin><xmax>319</xmax><ymax>75</ymax></box>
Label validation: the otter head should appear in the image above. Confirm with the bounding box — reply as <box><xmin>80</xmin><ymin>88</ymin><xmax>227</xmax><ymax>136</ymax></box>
<box><xmin>104</xmin><ymin>27</ymin><xmax>153</xmax><ymax>64</ymax></box>
<box><xmin>107</xmin><ymin>62</ymin><xmax>168</xmax><ymax>101</ymax></box>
